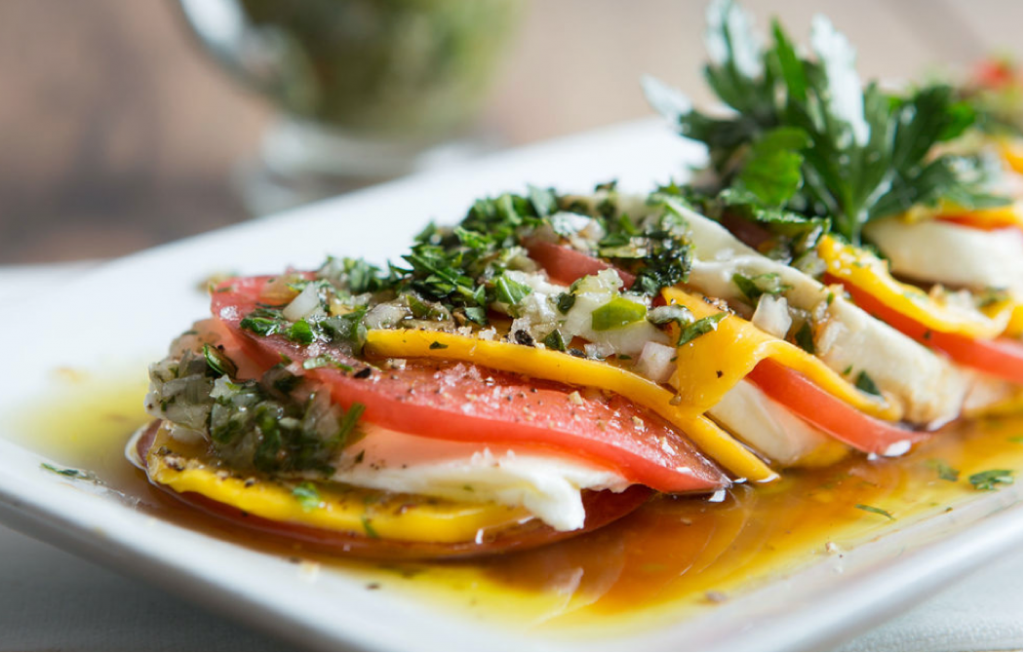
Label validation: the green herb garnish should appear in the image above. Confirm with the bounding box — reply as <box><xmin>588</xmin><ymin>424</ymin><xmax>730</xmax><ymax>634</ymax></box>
<box><xmin>302</xmin><ymin>355</ymin><xmax>354</xmax><ymax>373</ymax></box>
<box><xmin>855</xmin><ymin>370</ymin><xmax>882</xmax><ymax>397</ymax></box>
<box><xmin>239</xmin><ymin>307</ymin><xmax>285</xmax><ymax>337</ymax></box>
<box><xmin>40</xmin><ymin>463</ymin><xmax>94</xmax><ymax>480</ymax></box>
<box><xmin>494</xmin><ymin>273</ymin><xmax>532</xmax><ymax>308</ymax></box>
<box><xmin>643</xmin><ymin>0</ymin><xmax>1009</xmax><ymax>245</ymax></box>
<box><xmin>733</xmin><ymin>272</ymin><xmax>792</xmax><ymax>303</ymax></box>
<box><xmin>292</xmin><ymin>482</ymin><xmax>322</xmax><ymax>511</ymax></box>
<box><xmin>287</xmin><ymin>319</ymin><xmax>315</xmax><ymax>345</ymax></box>
<box><xmin>968</xmin><ymin>469</ymin><xmax>1013</xmax><ymax>491</ymax></box>
<box><xmin>556</xmin><ymin>292</ymin><xmax>576</xmax><ymax>314</ymax></box>
<box><xmin>361</xmin><ymin>515</ymin><xmax>380</xmax><ymax>539</ymax></box>
<box><xmin>203</xmin><ymin>343</ymin><xmax>238</xmax><ymax>378</ymax></box>
<box><xmin>926</xmin><ymin>459</ymin><xmax>960</xmax><ymax>482</ymax></box>
<box><xmin>855</xmin><ymin>504</ymin><xmax>895</xmax><ymax>520</ymax></box>
<box><xmin>542</xmin><ymin>329</ymin><xmax>568</xmax><ymax>351</ymax></box>
<box><xmin>794</xmin><ymin>322</ymin><xmax>816</xmax><ymax>355</ymax></box>
<box><xmin>677</xmin><ymin>313</ymin><xmax>727</xmax><ymax>346</ymax></box>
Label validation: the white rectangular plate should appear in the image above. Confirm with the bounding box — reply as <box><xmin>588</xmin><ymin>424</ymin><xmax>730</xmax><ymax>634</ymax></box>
<box><xmin>0</xmin><ymin>119</ymin><xmax>1020</xmax><ymax>651</ymax></box>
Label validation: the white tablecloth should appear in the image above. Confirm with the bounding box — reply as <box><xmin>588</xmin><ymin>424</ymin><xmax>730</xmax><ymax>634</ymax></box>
<box><xmin>0</xmin><ymin>264</ymin><xmax>1021</xmax><ymax>651</ymax></box>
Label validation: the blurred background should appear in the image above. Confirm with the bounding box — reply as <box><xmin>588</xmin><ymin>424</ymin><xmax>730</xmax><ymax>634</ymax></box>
<box><xmin>0</xmin><ymin>0</ymin><xmax>1020</xmax><ymax>265</ymax></box>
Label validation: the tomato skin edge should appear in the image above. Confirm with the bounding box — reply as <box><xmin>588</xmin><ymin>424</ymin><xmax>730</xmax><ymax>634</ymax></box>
<box><xmin>746</xmin><ymin>360</ymin><xmax>932</xmax><ymax>455</ymax></box>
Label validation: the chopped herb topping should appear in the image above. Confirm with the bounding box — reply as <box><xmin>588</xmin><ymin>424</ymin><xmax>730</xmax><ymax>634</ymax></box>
<box><xmin>428</xmin><ymin>341</ymin><xmax>449</xmax><ymax>350</ymax></box>
<box><xmin>542</xmin><ymin>329</ymin><xmax>568</xmax><ymax>351</ymax></box>
<box><xmin>292</xmin><ymin>482</ymin><xmax>322</xmax><ymax>511</ymax></box>
<box><xmin>855</xmin><ymin>504</ymin><xmax>895</xmax><ymax>520</ymax></box>
<box><xmin>303</xmin><ymin>355</ymin><xmax>354</xmax><ymax>373</ymax></box>
<box><xmin>527</xmin><ymin>184</ymin><xmax>558</xmax><ymax>218</ymax></box>
<box><xmin>203</xmin><ymin>344</ymin><xmax>238</xmax><ymax>378</ymax></box>
<box><xmin>239</xmin><ymin>307</ymin><xmax>285</xmax><ymax>337</ymax></box>
<box><xmin>794</xmin><ymin>322</ymin><xmax>816</xmax><ymax>354</ymax></box>
<box><xmin>648</xmin><ymin>303</ymin><xmax>695</xmax><ymax>329</ymax></box>
<box><xmin>556</xmin><ymin>292</ymin><xmax>576</xmax><ymax>314</ymax></box>
<box><xmin>677</xmin><ymin>313</ymin><xmax>727</xmax><ymax>347</ymax></box>
<box><xmin>494</xmin><ymin>273</ymin><xmax>532</xmax><ymax>309</ymax></box>
<box><xmin>926</xmin><ymin>459</ymin><xmax>960</xmax><ymax>482</ymax></box>
<box><xmin>733</xmin><ymin>272</ymin><xmax>792</xmax><ymax>303</ymax></box>
<box><xmin>361</xmin><ymin>515</ymin><xmax>380</xmax><ymax>539</ymax></box>
<box><xmin>287</xmin><ymin>319</ymin><xmax>315</xmax><ymax>345</ymax></box>
<box><xmin>149</xmin><ymin>348</ymin><xmax>366</xmax><ymax>475</ymax></box>
<box><xmin>40</xmin><ymin>463</ymin><xmax>95</xmax><ymax>481</ymax></box>
<box><xmin>968</xmin><ymin>469</ymin><xmax>1013</xmax><ymax>491</ymax></box>
<box><xmin>855</xmin><ymin>370</ymin><xmax>882</xmax><ymax>397</ymax></box>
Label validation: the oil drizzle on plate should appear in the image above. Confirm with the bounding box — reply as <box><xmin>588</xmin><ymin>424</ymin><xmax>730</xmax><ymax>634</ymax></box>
<box><xmin>12</xmin><ymin>373</ymin><xmax>1022</xmax><ymax>635</ymax></box>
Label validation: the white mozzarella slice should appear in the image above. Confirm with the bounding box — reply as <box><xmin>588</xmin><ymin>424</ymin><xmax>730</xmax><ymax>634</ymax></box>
<box><xmin>660</xmin><ymin>199</ymin><xmax>971</xmax><ymax>425</ymax></box>
<box><xmin>707</xmin><ymin>380</ymin><xmax>837</xmax><ymax>466</ymax></box>
<box><xmin>865</xmin><ymin>217</ymin><xmax>1024</xmax><ymax>301</ymax></box>
<box><xmin>331</xmin><ymin>426</ymin><xmax>629</xmax><ymax>532</ymax></box>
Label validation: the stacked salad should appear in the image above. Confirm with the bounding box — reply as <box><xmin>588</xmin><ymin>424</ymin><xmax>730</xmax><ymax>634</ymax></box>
<box><xmin>132</xmin><ymin>1</ymin><xmax>1022</xmax><ymax>558</ymax></box>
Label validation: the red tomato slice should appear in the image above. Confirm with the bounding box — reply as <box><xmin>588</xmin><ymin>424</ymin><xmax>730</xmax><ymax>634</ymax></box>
<box><xmin>135</xmin><ymin>421</ymin><xmax>653</xmax><ymax>560</ymax></box>
<box><xmin>212</xmin><ymin>276</ymin><xmax>728</xmax><ymax>494</ymax></box>
<box><xmin>830</xmin><ymin>274</ymin><xmax>1023</xmax><ymax>384</ymax></box>
<box><xmin>746</xmin><ymin>360</ymin><xmax>931</xmax><ymax>455</ymax></box>
<box><xmin>525</xmin><ymin>239</ymin><xmax>636</xmax><ymax>287</ymax></box>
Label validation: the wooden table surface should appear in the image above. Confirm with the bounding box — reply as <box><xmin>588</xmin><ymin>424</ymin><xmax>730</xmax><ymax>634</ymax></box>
<box><xmin>0</xmin><ymin>0</ymin><xmax>1020</xmax><ymax>264</ymax></box>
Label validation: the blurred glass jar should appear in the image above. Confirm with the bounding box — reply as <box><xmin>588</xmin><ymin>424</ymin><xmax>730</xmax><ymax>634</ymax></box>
<box><xmin>178</xmin><ymin>0</ymin><xmax>522</xmax><ymax>211</ymax></box>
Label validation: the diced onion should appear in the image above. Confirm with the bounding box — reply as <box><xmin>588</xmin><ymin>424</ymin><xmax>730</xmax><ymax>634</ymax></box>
<box><xmin>283</xmin><ymin>283</ymin><xmax>321</xmax><ymax>321</ymax></box>
<box><xmin>634</xmin><ymin>341</ymin><xmax>677</xmax><ymax>383</ymax></box>
<box><xmin>365</xmin><ymin>302</ymin><xmax>409</xmax><ymax>330</ymax></box>
<box><xmin>752</xmin><ymin>295</ymin><xmax>792</xmax><ymax>339</ymax></box>
<box><xmin>584</xmin><ymin>342</ymin><xmax>616</xmax><ymax>360</ymax></box>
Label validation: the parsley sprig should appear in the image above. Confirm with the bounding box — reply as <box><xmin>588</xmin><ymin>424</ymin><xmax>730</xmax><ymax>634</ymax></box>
<box><xmin>644</xmin><ymin>0</ymin><xmax>1010</xmax><ymax>245</ymax></box>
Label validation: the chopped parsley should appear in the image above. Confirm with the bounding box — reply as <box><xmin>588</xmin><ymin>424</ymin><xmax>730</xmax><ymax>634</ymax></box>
<box><xmin>855</xmin><ymin>370</ymin><xmax>882</xmax><ymax>397</ymax></box>
<box><xmin>556</xmin><ymin>292</ymin><xmax>576</xmax><ymax>314</ymax></box>
<box><xmin>733</xmin><ymin>272</ymin><xmax>792</xmax><ymax>303</ymax></box>
<box><xmin>202</xmin><ymin>344</ymin><xmax>238</xmax><ymax>378</ymax></box>
<box><xmin>302</xmin><ymin>355</ymin><xmax>354</xmax><ymax>373</ymax></box>
<box><xmin>793</xmin><ymin>322</ymin><xmax>816</xmax><ymax>355</ymax></box>
<box><xmin>644</xmin><ymin>0</ymin><xmax>1010</xmax><ymax>245</ymax></box>
<box><xmin>40</xmin><ymin>463</ymin><xmax>96</xmax><ymax>481</ymax></box>
<box><xmin>292</xmin><ymin>482</ymin><xmax>322</xmax><ymax>511</ymax></box>
<box><xmin>855</xmin><ymin>504</ymin><xmax>895</xmax><ymax>520</ymax></box>
<box><xmin>239</xmin><ymin>307</ymin><xmax>285</xmax><ymax>337</ymax></box>
<box><xmin>542</xmin><ymin>329</ymin><xmax>568</xmax><ymax>351</ymax></box>
<box><xmin>150</xmin><ymin>348</ymin><xmax>366</xmax><ymax>475</ymax></box>
<box><xmin>361</xmin><ymin>515</ymin><xmax>380</xmax><ymax>539</ymax></box>
<box><xmin>494</xmin><ymin>273</ymin><xmax>532</xmax><ymax>309</ymax></box>
<box><xmin>677</xmin><ymin>313</ymin><xmax>727</xmax><ymax>347</ymax></box>
<box><xmin>968</xmin><ymin>469</ymin><xmax>1013</xmax><ymax>491</ymax></box>
<box><xmin>925</xmin><ymin>459</ymin><xmax>960</xmax><ymax>482</ymax></box>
